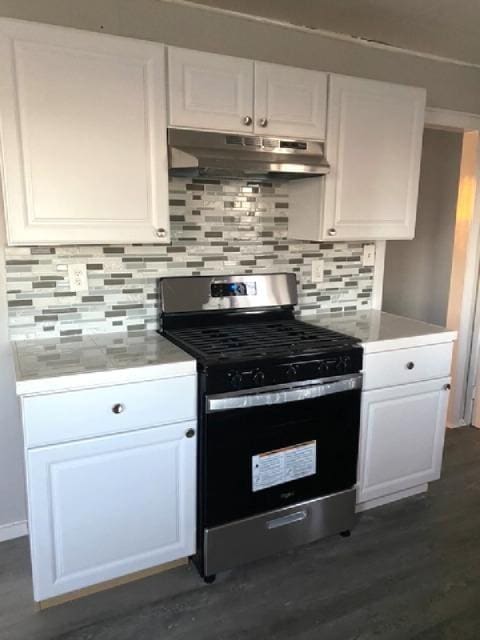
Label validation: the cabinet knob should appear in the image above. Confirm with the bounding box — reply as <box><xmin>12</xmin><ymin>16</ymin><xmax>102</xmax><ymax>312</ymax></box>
<box><xmin>328</xmin><ymin>228</ymin><xmax>337</xmax><ymax>237</ymax></box>
<box><xmin>243</xmin><ymin>115</ymin><xmax>253</xmax><ymax>126</ymax></box>
<box><xmin>258</xmin><ymin>117</ymin><xmax>268</xmax><ymax>127</ymax></box>
<box><xmin>112</xmin><ymin>403</ymin><xmax>125</xmax><ymax>414</ymax></box>
<box><xmin>406</xmin><ymin>362</ymin><xmax>415</xmax><ymax>370</ymax></box>
<box><xmin>185</xmin><ymin>428</ymin><xmax>196</xmax><ymax>438</ymax></box>
<box><xmin>443</xmin><ymin>383</ymin><xmax>451</xmax><ymax>391</ymax></box>
<box><xmin>155</xmin><ymin>228</ymin><xmax>167</xmax><ymax>239</ymax></box>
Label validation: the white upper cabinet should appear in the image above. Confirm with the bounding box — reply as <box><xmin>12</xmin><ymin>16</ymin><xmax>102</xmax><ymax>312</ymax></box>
<box><xmin>254</xmin><ymin>62</ymin><xmax>327</xmax><ymax>138</ymax></box>
<box><xmin>322</xmin><ymin>75</ymin><xmax>426</xmax><ymax>241</ymax></box>
<box><xmin>167</xmin><ymin>48</ymin><xmax>327</xmax><ymax>140</ymax></box>
<box><xmin>0</xmin><ymin>19</ymin><xmax>170</xmax><ymax>245</ymax></box>
<box><xmin>168</xmin><ymin>47</ymin><xmax>254</xmax><ymax>133</ymax></box>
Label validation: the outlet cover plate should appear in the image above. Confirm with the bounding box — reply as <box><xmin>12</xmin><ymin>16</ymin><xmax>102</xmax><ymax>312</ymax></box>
<box><xmin>363</xmin><ymin>244</ymin><xmax>376</xmax><ymax>267</ymax></box>
<box><xmin>68</xmin><ymin>263</ymin><xmax>89</xmax><ymax>292</ymax></box>
<box><xmin>311</xmin><ymin>259</ymin><xmax>324</xmax><ymax>283</ymax></box>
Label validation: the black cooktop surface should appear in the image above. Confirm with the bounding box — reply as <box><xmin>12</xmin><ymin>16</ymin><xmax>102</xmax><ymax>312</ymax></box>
<box><xmin>164</xmin><ymin>318</ymin><xmax>358</xmax><ymax>365</ymax></box>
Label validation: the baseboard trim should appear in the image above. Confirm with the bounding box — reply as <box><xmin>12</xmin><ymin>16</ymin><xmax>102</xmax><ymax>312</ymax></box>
<box><xmin>0</xmin><ymin>520</ymin><xmax>28</xmax><ymax>542</ymax></box>
<box><xmin>356</xmin><ymin>484</ymin><xmax>428</xmax><ymax>512</ymax></box>
<box><xmin>36</xmin><ymin>557</ymin><xmax>188</xmax><ymax>610</ymax></box>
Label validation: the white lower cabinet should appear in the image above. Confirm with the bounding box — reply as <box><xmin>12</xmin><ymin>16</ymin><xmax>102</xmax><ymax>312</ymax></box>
<box><xmin>357</xmin><ymin>377</ymin><xmax>450</xmax><ymax>509</ymax></box>
<box><xmin>27</xmin><ymin>420</ymin><xmax>196</xmax><ymax>601</ymax></box>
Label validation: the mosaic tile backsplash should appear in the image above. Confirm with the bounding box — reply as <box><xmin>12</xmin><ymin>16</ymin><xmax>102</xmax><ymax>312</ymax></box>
<box><xmin>5</xmin><ymin>178</ymin><xmax>375</xmax><ymax>340</ymax></box>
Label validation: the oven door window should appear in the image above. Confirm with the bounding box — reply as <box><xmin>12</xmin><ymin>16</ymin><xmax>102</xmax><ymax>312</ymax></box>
<box><xmin>204</xmin><ymin>389</ymin><xmax>361</xmax><ymax>528</ymax></box>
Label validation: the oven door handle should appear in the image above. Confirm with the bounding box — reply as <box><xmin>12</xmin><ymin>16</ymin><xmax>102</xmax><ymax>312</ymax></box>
<box><xmin>206</xmin><ymin>374</ymin><xmax>362</xmax><ymax>412</ymax></box>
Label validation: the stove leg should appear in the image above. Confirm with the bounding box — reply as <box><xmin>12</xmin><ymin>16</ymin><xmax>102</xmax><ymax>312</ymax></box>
<box><xmin>203</xmin><ymin>574</ymin><xmax>216</xmax><ymax>584</ymax></box>
<box><xmin>340</xmin><ymin>530</ymin><xmax>351</xmax><ymax>538</ymax></box>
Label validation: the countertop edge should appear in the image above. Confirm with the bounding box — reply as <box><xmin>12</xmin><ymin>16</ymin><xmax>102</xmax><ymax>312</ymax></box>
<box><xmin>16</xmin><ymin>360</ymin><xmax>197</xmax><ymax>396</ymax></box>
<box><xmin>361</xmin><ymin>330</ymin><xmax>458</xmax><ymax>353</ymax></box>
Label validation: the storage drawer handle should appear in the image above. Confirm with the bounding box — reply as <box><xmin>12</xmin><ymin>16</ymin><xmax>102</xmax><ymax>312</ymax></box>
<box><xmin>112</xmin><ymin>403</ymin><xmax>125</xmax><ymax>414</ymax></box>
<box><xmin>267</xmin><ymin>510</ymin><xmax>307</xmax><ymax>530</ymax></box>
<box><xmin>406</xmin><ymin>362</ymin><xmax>415</xmax><ymax>370</ymax></box>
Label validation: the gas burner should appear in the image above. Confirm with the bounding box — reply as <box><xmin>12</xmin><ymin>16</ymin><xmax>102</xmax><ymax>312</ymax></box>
<box><xmin>164</xmin><ymin>319</ymin><xmax>357</xmax><ymax>365</ymax></box>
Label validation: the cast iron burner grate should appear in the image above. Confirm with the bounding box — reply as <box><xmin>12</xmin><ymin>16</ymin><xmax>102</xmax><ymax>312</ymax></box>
<box><xmin>165</xmin><ymin>319</ymin><xmax>356</xmax><ymax>364</ymax></box>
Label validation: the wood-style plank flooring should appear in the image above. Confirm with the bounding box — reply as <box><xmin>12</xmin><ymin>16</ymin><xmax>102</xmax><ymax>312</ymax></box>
<box><xmin>1</xmin><ymin>427</ymin><xmax>480</xmax><ymax>640</ymax></box>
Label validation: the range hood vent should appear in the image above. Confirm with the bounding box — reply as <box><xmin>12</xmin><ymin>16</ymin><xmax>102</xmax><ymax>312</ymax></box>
<box><xmin>168</xmin><ymin>129</ymin><xmax>330</xmax><ymax>181</ymax></box>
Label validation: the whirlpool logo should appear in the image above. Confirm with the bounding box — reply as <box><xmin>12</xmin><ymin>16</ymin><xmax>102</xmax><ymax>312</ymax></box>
<box><xmin>280</xmin><ymin>491</ymin><xmax>295</xmax><ymax>500</ymax></box>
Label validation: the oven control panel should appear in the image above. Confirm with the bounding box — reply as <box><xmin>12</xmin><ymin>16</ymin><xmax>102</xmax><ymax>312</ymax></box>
<box><xmin>205</xmin><ymin>347</ymin><xmax>363</xmax><ymax>395</ymax></box>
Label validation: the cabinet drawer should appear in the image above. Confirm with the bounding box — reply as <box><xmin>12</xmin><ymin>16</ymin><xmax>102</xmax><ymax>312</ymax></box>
<box><xmin>363</xmin><ymin>342</ymin><xmax>453</xmax><ymax>390</ymax></box>
<box><xmin>22</xmin><ymin>376</ymin><xmax>197</xmax><ymax>448</ymax></box>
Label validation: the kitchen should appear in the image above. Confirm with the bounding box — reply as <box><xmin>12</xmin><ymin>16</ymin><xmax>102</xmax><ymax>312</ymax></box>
<box><xmin>1</xmin><ymin>1</ymin><xmax>480</xmax><ymax>638</ymax></box>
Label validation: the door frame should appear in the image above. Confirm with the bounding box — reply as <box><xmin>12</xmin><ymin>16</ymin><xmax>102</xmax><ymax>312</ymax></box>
<box><xmin>372</xmin><ymin>107</ymin><xmax>480</xmax><ymax>428</ymax></box>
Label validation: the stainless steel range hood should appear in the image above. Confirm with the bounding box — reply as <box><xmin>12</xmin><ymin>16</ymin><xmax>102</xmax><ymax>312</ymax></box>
<box><xmin>168</xmin><ymin>128</ymin><xmax>329</xmax><ymax>180</ymax></box>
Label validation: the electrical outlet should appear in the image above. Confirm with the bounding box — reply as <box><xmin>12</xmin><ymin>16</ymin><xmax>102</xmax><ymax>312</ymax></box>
<box><xmin>363</xmin><ymin>244</ymin><xmax>376</xmax><ymax>267</ymax></box>
<box><xmin>68</xmin><ymin>263</ymin><xmax>89</xmax><ymax>292</ymax></box>
<box><xmin>311</xmin><ymin>259</ymin><xmax>324</xmax><ymax>283</ymax></box>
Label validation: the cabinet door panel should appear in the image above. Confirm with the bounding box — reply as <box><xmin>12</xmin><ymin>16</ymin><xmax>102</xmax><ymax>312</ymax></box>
<box><xmin>358</xmin><ymin>379</ymin><xmax>449</xmax><ymax>504</ymax></box>
<box><xmin>168</xmin><ymin>47</ymin><xmax>254</xmax><ymax>133</ymax></box>
<box><xmin>27</xmin><ymin>422</ymin><xmax>196</xmax><ymax>601</ymax></box>
<box><xmin>254</xmin><ymin>62</ymin><xmax>327</xmax><ymax>139</ymax></box>
<box><xmin>0</xmin><ymin>20</ymin><xmax>169</xmax><ymax>244</ymax></box>
<box><xmin>323</xmin><ymin>75</ymin><xmax>425</xmax><ymax>240</ymax></box>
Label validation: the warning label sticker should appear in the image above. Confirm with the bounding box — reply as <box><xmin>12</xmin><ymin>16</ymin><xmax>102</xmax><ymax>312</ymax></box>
<box><xmin>252</xmin><ymin>441</ymin><xmax>316</xmax><ymax>492</ymax></box>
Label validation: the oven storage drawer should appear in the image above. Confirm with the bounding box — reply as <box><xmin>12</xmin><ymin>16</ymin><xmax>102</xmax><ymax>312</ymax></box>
<box><xmin>22</xmin><ymin>376</ymin><xmax>197</xmax><ymax>448</ymax></box>
<box><xmin>363</xmin><ymin>342</ymin><xmax>453</xmax><ymax>391</ymax></box>
<box><xmin>204</xmin><ymin>489</ymin><xmax>356</xmax><ymax>575</ymax></box>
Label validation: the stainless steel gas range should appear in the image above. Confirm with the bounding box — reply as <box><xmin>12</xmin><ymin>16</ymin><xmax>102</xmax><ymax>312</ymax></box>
<box><xmin>158</xmin><ymin>273</ymin><xmax>363</xmax><ymax>583</ymax></box>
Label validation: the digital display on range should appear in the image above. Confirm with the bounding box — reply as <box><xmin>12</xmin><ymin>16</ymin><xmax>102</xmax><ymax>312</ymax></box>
<box><xmin>211</xmin><ymin>281</ymin><xmax>257</xmax><ymax>297</ymax></box>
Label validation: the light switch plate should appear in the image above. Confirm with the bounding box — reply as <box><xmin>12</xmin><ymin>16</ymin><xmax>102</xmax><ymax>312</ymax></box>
<box><xmin>68</xmin><ymin>263</ymin><xmax>89</xmax><ymax>292</ymax></box>
<box><xmin>311</xmin><ymin>259</ymin><xmax>324</xmax><ymax>283</ymax></box>
<box><xmin>363</xmin><ymin>244</ymin><xmax>376</xmax><ymax>267</ymax></box>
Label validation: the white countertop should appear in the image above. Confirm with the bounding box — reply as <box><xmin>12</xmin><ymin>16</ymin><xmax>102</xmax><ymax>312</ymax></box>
<box><xmin>303</xmin><ymin>310</ymin><xmax>457</xmax><ymax>353</ymax></box>
<box><xmin>13</xmin><ymin>331</ymin><xmax>196</xmax><ymax>395</ymax></box>
<box><xmin>12</xmin><ymin>311</ymin><xmax>457</xmax><ymax>394</ymax></box>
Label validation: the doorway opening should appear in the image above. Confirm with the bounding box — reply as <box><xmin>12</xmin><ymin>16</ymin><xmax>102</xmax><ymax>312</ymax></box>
<box><xmin>382</xmin><ymin>124</ymin><xmax>479</xmax><ymax>428</ymax></box>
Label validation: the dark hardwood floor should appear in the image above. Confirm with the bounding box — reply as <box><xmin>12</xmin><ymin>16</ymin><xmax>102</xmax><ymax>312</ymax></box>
<box><xmin>1</xmin><ymin>427</ymin><xmax>480</xmax><ymax>640</ymax></box>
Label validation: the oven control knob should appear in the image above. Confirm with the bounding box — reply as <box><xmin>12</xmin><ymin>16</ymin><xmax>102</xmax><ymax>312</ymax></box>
<box><xmin>318</xmin><ymin>361</ymin><xmax>329</xmax><ymax>376</ymax></box>
<box><xmin>253</xmin><ymin>370</ymin><xmax>265</xmax><ymax>386</ymax></box>
<box><xmin>229</xmin><ymin>371</ymin><xmax>243</xmax><ymax>389</ymax></box>
<box><xmin>336</xmin><ymin>358</ymin><xmax>347</xmax><ymax>373</ymax></box>
<box><xmin>343</xmin><ymin>356</ymin><xmax>352</xmax><ymax>372</ymax></box>
<box><xmin>285</xmin><ymin>365</ymin><xmax>298</xmax><ymax>381</ymax></box>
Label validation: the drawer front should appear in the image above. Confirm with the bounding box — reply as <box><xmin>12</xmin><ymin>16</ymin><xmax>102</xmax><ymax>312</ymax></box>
<box><xmin>363</xmin><ymin>342</ymin><xmax>453</xmax><ymax>391</ymax></box>
<box><xmin>23</xmin><ymin>375</ymin><xmax>197</xmax><ymax>448</ymax></box>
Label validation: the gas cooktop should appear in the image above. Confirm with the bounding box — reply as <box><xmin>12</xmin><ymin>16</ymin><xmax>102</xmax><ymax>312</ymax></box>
<box><xmin>164</xmin><ymin>318</ymin><xmax>358</xmax><ymax>365</ymax></box>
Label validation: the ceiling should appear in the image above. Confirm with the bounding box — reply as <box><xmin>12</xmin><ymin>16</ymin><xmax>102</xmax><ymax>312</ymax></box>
<box><xmin>185</xmin><ymin>0</ymin><xmax>480</xmax><ymax>66</ymax></box>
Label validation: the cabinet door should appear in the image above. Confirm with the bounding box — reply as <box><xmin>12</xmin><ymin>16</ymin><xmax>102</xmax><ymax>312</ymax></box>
<box><xmin>27</xmin><ymin>422</ymin><xmax>196</xmax><ymax>601</ymax></box>
<box><xmin>0</xmin><ymin>20</ymin><xmax>170</xmax><ymax>245</ymax></box>
<box><xmin>323</xmin><ymin>75</ymin><xmax>426</xmax><ymax>241</ymax></box>
<box><xmin>254</xmin><ymin>62</ymin><xmax>327</xmax><ymax>139</ymax></box>
<box><xmin>358</xmin><ymin>379</ymin><xmax>449</xmax><ymax>504</ymax></box>
<box><xmin>168</xmin><ymin>47</ymin><xmax>254</xmax><ymax>133</ymax></box>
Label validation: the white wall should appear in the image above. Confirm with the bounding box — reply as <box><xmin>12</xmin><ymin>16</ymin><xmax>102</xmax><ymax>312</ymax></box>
<box><xmin>383</xmin><ymin>129</ymin><xmax>463</xmax><ymax>326</ymax></box>
<box><xmin>0</xmin><ymin>200</ymin><xmax>26</xmax><ymax>537</ymax></box>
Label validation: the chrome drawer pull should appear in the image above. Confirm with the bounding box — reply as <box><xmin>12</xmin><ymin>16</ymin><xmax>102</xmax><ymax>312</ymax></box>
<box><xmin>267</xmin><ymin>510</ymin><xmax>307</xmax><ymax>530</ymax></box>
<box><xmin>406</xmin><ymin>362</ymin><xmax>415</xmax><ymax>370</ymax></box>
<box><xmin>112</xmin><ymin>403</ymin><xmax>125</xmax><ymax>414</ymax></box>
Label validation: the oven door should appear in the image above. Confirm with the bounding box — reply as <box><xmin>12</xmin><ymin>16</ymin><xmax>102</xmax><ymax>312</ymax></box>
<box><xmin>203</xmin><ymin>374</ymin><xmax>362</xmax><ymax>528</ymax></box>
